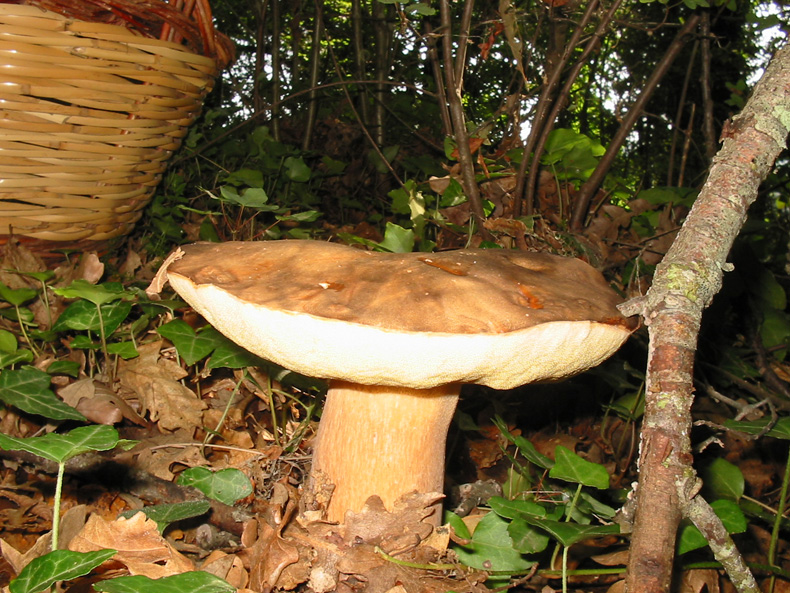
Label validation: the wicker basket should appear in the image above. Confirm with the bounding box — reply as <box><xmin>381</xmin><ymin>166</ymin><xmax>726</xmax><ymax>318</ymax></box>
<box><xmin>0</xmin><ymin>2</ymin><xmax>230</xmax><ymax>246</ymax></box>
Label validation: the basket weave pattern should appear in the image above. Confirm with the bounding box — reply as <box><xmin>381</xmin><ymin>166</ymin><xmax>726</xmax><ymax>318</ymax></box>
<box><xmin>0</xmin><ymin>4</ymin><xmax>221</xmax><ymax>242</ymax></box>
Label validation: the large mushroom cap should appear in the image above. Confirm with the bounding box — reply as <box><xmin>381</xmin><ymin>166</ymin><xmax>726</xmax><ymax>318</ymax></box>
<box><xmin>165</xmin><ymin>240</ymin><xmax>636</xmax><ymax>390</ymax></box>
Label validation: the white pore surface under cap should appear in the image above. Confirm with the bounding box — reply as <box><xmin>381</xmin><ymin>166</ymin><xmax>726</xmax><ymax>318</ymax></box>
<box><xmin>167</xmin><ymin>272</ymin><xmax>631</xmax><ymax>390</ymax></box>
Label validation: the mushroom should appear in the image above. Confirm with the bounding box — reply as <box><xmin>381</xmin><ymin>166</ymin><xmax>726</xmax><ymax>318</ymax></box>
<box><xmin>161</xmin><ymin>240</ymin><xmax>636</xmax><ymax>524</ymax></box>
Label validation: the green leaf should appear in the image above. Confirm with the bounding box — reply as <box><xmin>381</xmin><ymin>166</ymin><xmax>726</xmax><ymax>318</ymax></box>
<box><xmin>177</xmin><ymin>467</ymin><xmax>253</xmax><ymax>505</ymax></box>
<box><xmin>760</xmin><ymin>308</ymin><xmax>790</xmax><ymax>354</ymax></box>
<box><xmin>507</xmin><ymin>518</ymin><xmax>550</xmax><ymax>554</ymax></box>
<box><xmin>215</xmin><ymin>186</ymin><xmax>273</xmax><ymax>209</ymax></box>
<box><xmin>493</xmin><ymin>416</ymin><xmax>554</xmax><ymax>470</ymax></box>
<box><xmin>724</xmin><ymin>416</ymin><xmax>790</xmax><ymax>440</ymax></box>
<box><xmin>702</xmin><ymin>458</ymin><xmax>744</xmax><ymax>501</ymax></box>
<box><xmin>0</xmin><ymin>282</ymin><xmax>37</xmax><ymax>307</ymax></box>
<box><xmin>121</xmin><ymin>501</ymin><xmax>211</xmax><ymax>532</ymax></box>
<box><xmin>368</xmin><ymin>145</ymin><xmax>400</xmax><ymax>174</ymax></box>
<box><xmin>519</xmin><ymin>516</ymin><xmax>620</xmax><ymax>547</ymax></box>
<box><xmin>443</xmin><ymin>136</ymin><xmax>458</xmax><ymax>160</ymax></box>
<box><xmin>321</xmin><ymin>155</ymin><xmax>346</xmax><ymax>175</ymax></box>
<box><xmin>448</xmin><ymin>512</ymin><xmax>534</xmax><ymax>573</ymax></box>
<box><xmin>406</xmin><ymin>2</ymin><xmax>436</xmax><ymax>15</ymax></box>
<box><xmin>70</xmin><ymin>335</ymin><xmax>98</xmax><ymax>350</ymax></box>
<box><xmin>755</xmin><ymin>268</ymin><xmax>787</xmax><ymax>310</ymax></box>
<box><xmin>0</xmin><ymin>368</ymin><xmax>86</xmax><ymax>421</ymax></box>
<box><xmin>9</xmin><ymin>548</ymin><xmax>116</xmax><ymax>593</ymax></box>
<box><xmin>576</xmin><ymin>491</ymin><xmax>618</xmax><ymax>520</ymax></box>
<box><xmin>225</xmin><ymin>168</ymin><xmax>264</xmax><ymax>188</ymax></box>
<box><xmin>549</xmin><ymin>446</ymin><xmax>610</xmax><ymax>489</ymax></box>
<box><xmin>206</xmin><ymin>338</ymin><xmax>262</xmax><ymax>369</ymax></box>
<box><xmin>677</xmin><ymin>499</ymin><xmax>747</xmax><ymax>555</ymax></box>
<box><xmin>13</xmin><ymin>270</ymin><xmax>55</xmax><ymax>284</ymax></box>
<box><xmin>54</xmin><ymin>280</ymin><xmax>129</xmax><ymax>307</ymax></box>
<box><xmin>276</xmin><ymin>210</ymin><xmax>322</xmax><ymax>223</ymax></box>
<box><xmin>53</xmin><ymin>300</ymin><xmax>133</xmax><ymax>335</ymax></box>
<box><xmin>0</xmin><ymin>349</ymin><xmax>34</xmax><ymax>369</ymax></box>
<box><xmin>157</xmin><ymin>320</ymin><xmax>221</xmax><ymax>366</ymax></box>
<box><xmin>638</xmin><ymin>187</ymin><xmax>697</xmax><ymax>208</ymax></box>
<box><xmin>0</xmin><ymin>425</ymin><xmax>126</xmax><ymax>464</ymax></box>
<box><xmin>488</xmin><ymin>496</ymin><xmax>547</xmax><ymax>520</ymax></box>
<box><xmin>106</xmin><ymin>341</ymin><xmax>139</xmax><ymax>359</ymax></box>
<box><xmin>284</xmin><ymin>156</ymin><xmax>312</xmax><ymax>182</ymax></box>
<box><xmin>237</xmin><ymin>188</ymin><xmax>272</xmax><ymax>209</ymax></box>
<box><xmin>439</xmin><ymin>178</ymin><xmax>466</xmax><ymax>208</ymax></box>
<box><xmin>93</xmin><ymin>571</ymin><xmax>235</xmax><ymax>593</ymax></box>
<box><xmin>377</xmin><ymin>222</ymin><xmax>415</xmax><ymax>253</ymax></box>
<box><xmin>45</xmin><ymin>360</ymin><xmax>81</xmax><ymax>377</ymax></box>
<box><xmin>0</xmin><ymin>329</ymin><xmax>18</xmax><ymax>352</ymax></box>
<box><xmin>541</xmin><ymin>129</ymin><xmax>604</xmax><ymax>166</ymax></box>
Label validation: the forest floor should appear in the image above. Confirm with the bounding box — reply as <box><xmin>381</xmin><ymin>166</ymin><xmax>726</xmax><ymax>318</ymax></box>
<box><xmin>0</xmin><ymin>233</ymin><xmax>786</xmax><ymax>593</ymax></box>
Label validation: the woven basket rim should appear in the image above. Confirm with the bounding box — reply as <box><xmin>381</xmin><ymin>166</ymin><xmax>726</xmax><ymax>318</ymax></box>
<box><xmin>0</xmin><ymin>5</ymin><xmax>220</xmax><ymax>69</ymax></box>
<box><xmin>2</xmin><ymin>0</ymin><xmax>235</xmax><ymax>69</ymax></box>
<box><xmin>0</xmin><ymin>2</ymin><xmax>222</xmax><ymax>244</ymax></box>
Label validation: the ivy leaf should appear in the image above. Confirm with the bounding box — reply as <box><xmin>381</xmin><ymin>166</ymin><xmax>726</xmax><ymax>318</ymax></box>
<box><xmin>157</xmin><ymin>320</ymin><xmax>221</xmax><ymax>366</ymax></box>
<box><xmin>0</xmin><ymin>282</ymin><xmax>37</xmax><ymax>307</ymax></box>
<box><xmin>0</xmin><ymin>425</ymin><xmax>129</xmax><ymax>464</ymax></box>
<box><xmin>120</xmin><ymin>501</ymin><xmax>211</xmax><ymax>533</ymax></box>
<box><xmin>0</xmin><ymin>368</ymin><xmax>85</xmax><ymax>421</ymax></box>
<box><xmin>377</xmin><ymin>222</ymin><xmax>414</xmax><ymax>253</ymax></box>
<box><xmin>702</xmin><ymin>458</ymin><xmax>744</xmax><ymax>501</ymax></box>
<box><xmin>53</xmin><ymin>300</ymin><xmax>132</xmax><ymax>335</ymax></box>
<box><xmin>518</xmin><ymin>516</ymin><xmax>620</xmax><ymax>547</ymax></box>
<box><xmin>178</xmin><ymin>467</ymin><xmax>253</xmax><ymax>505</ymax></box>
<box><xmin>507</xmin><ymin>518</ymin><xmax>550</xmax><ymax>554</ymax></box>
<box><xmin>93</xmin><ymin>571</ymin><xmax>235</xmax><ymax>593</ymax></box>
<box><xmin>549</xmin><ymin>446</ymin><xmax>610</xmax><ymax>489</ymax></box>
<box><xmin>677</xmin><ymin>499</ymin><xmax>747</xmax><ymax>555</ymax></box>
<box><xmin>9</xmin><ymin>549</ymin><xmax>116</xmax><ymax>593</ymax></box>
<box><xmin>724</xmin><ymin>417</ymin><xmax>790</xmax><ymax>440</ymax></box>
<box><xmin>488</xmin><ymin>496</ymin><xmax>547</xmax><ymax>520</ymax></box>
<box><xmin>448</xmin><ymin>512</ymin><xmax>534</xmax><ymax>573</ymax></box>
<box><xmin>284</xmin><ymin>156</ymin><xmax>311</xmax><ymax>182</ymax></box>
<box><xmin>53</xmin><ymin>280</ymin><xmax>130</xmax><ymax>307</ymax></box>
<box><xmin>493</xmin><ymin>416</ymin><xmax>554</xmax><ymax>470</ymax></box>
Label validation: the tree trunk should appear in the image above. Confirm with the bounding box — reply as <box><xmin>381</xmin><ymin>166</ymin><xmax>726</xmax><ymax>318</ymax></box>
<box><xmin>622</xmin><ymin>39</ymin><xmax>790</xmax><ymax>593</ymax></box>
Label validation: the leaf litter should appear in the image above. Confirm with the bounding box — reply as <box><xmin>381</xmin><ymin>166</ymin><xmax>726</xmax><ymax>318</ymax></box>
<box><xmin>0</xmin><ymin>230</ymin><xmax>786</xmax><ymax>593</ymax></box>
<box><xmin>0</xmin><ymin>240</ymin><xmax>492</xmax><ymax>593</ymax></box>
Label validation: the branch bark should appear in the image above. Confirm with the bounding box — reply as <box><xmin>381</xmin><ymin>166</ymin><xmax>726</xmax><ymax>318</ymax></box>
<box><xmin>513</xmin><ymin>0</ymin><xmax>599</xmax><ymax>218</ymax></box>
<box><xmin>700</xmin><ymin>12</ymin><xmax>718</xmax><ymax>163</ymax></box>
<box><xmin>439</xmin><ymin>0</ymin><xmax>492</xmax><ymax>241</ymax></box>
<box><xmin>301</xmin><ymin>0</ymin><xmax>324</xmax><ymax>151</ymax></box>
<box><xmin>621</xmin><ymin>39</ymin><xmax>790</xmax><ymax>593</ymax></box>
<box><xmin>569</xmin><ymin>16</ymin><xmax>701</xmax><ymax>231</ymax></box>
<box><xmin>522</xmin><ymin>0</ymin><xmax>623</xmax><ymax>218</ymax></box>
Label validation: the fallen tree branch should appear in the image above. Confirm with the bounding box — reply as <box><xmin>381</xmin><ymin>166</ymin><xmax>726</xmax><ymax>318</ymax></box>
<box><xmin>684</xmin><ymin>492</ymin><xmax>759</xmax><ymax>593</ymax></box>
<box><xmin>621</xmin><ymin>39</ymin><xmax>790</xmax><ymax>593</ymax></box>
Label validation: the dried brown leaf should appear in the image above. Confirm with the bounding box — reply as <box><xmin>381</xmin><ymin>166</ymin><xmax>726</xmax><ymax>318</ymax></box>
<box><xmin>0</xmin><ymin>505</ymin><xmax>88</xmax><ymax>573</ymax></box>
<box><xmin>131</xmin><ymin>431</ymin><xmax>207</xmax><ymax>481</ymax></box>
<box><xmin>117</xmin><ymin>342</ymin><xmax>205</xmax><ymax>432</ymax></box>
<box><xmin>202</xmin><ymin>551</ymin><xmax>248</xmax><ymax>589</ymax></box>
<box><xmin>69</xmin><ymin>512</ymin><xmax>194</xmax><ymax>578</ymax></box>
<box><xmin>679</xmin><ymin>568</ymin><xmax>720</xmax><ymax>593</ymax></box>
<box><xmin>247</xmin><ymin>519</ymin><xmax>302</xmax><ymax>592</ymax></box>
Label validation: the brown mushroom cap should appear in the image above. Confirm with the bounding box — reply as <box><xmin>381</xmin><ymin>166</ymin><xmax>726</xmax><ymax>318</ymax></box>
<box><xmin>165</xmin><ymin>240</ymin><xmax>635</xmax><ymax>390</ymax></box>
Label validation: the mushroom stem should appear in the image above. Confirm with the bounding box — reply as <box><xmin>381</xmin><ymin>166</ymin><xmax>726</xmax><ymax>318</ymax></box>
<box><xmin>310</xmin><ymin>380</ymin><xmax>461</xmax><ymax>524</ymax></box>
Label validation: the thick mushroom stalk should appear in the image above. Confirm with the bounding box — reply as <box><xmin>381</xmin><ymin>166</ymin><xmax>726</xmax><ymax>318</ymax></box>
<box><xmin>158</xmin><ymin>240</ymin><xmax>637</xmax><ymax>524</ymax></box>
<box><xmin>312</xmin><ymin>382</ymin><xmax>459</xmax><ymax>524</ymax></box>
